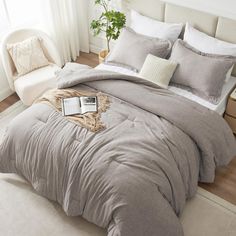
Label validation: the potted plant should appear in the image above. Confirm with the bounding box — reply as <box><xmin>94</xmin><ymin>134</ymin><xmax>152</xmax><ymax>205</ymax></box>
<box><xmin>90</xmin><ymin>0</ymin><xmax>126</xmax><ymax>63</ymax></box>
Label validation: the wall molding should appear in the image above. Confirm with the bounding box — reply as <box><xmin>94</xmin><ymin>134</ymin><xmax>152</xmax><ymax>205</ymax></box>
<box><xmin>90</xmin><ymin>44</ymin><xmax>102</xmax><ymax>54</ymax></box>
<box><xmin>89</xmin><ymin>36</ymin><xmax>115</xmax><ymax>54</ymax></box>
<box><xmin>0</xmin><ymin>87</ymin><xmax>13</xmax><ymax>102</ymax></box>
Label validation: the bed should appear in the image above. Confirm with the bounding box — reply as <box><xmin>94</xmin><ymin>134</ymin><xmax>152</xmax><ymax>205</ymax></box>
<box><xmin>96</xmin><ymin>63</ymin><xmax>236</xmax><ymax>115</ymax></box>
<box><xmin>1</xmin><ymin>1</ymin><xmax>236</xmax><ymax>236</ymax></box>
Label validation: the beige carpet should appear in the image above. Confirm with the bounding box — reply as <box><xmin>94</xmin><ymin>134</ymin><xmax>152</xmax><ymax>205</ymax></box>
<box><xmin>0</xmin><ymin>101</ymin><xmax>236</xmax><ymax>236</ymax></box>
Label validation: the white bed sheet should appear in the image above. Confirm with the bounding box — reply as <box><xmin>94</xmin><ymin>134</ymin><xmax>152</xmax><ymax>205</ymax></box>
<box><xmin>96</xmin><ymin>64</ymin><xmax>236</xmax><ymax>115</ymax></box>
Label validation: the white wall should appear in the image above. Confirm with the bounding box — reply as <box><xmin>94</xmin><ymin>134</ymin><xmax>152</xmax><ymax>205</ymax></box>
<box><xmin>165</xmin><ymin>0</ymin><xmax>236</xmax><ymax>19</ymax></box>
<box><xmin>89</xmin><ymin>0</ymin><xmax>109</xmax><ymax>53</ymax></box>
<box><xmin>89</xmin><ymin>0</ymin><xmax>236</xmax><ymax>53</ymax></box>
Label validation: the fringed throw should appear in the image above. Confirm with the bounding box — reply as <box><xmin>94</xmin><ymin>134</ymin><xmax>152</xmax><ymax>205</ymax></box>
<box><xmin>35</xmin><ymin>89</ymin><xmax>110</xmax><ymax>132</ymax></box>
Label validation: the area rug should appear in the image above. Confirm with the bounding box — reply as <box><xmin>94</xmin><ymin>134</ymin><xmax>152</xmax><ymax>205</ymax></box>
<box><xmin>0</xmin><ymin>102</ymin><xmax>236</xmax><ymax>236</ymax></box>
<box><xmin>0</xmin><ymin>101</ymin><xmax>27</xmax><ymax>140</ymax></box>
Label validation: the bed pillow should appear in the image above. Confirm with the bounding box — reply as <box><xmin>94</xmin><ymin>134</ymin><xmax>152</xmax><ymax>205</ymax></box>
<box><xmin>184</xmin><ymin>23</ymin><xmax>236</xmax><ymax>80</ymax></box>
<box><xmin>105</xmin><ymin>27</ymin><xmax>172</xmax><ymax>72</ymax></box>
<box><xmin>184</xmin><ymin>23</ymin><xmax>236</xmax><ymax>56</ymax></box>
<box><xmin>170</xmin><ymin>40</ymin><xmax>236</xmax><ymax>104</ymax></box>
<box><xmin>7</xmin><ymin>36</ymin><xmax>49</xmax><ymax>77</ymax></box>
<box><xmin>130</xmin><ymin>9</ymin><xmax>183</xmax><ymax>42</ymax></box>
<box><xmin>139</xmin><ymin>54</ymin><xmax>178</xmax><ymax>89</ymax></box>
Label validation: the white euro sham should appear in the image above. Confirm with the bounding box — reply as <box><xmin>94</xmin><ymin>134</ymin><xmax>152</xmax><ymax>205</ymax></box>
<box><xmin>184</xmin><ymin>23</ymin><xmax>236</xmax><ymax>56</ymax></box>
<box><xmin>130</xmin><ymin>9</ymin><xmax>183</xmax><ymax>42</ymax></box>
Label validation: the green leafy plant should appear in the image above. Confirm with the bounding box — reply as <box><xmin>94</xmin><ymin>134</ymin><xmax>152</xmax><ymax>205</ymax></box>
<box><xmin>90</xmin><ymin>0</ymin><xmax>126</xmax><ymax>52</ymax></box>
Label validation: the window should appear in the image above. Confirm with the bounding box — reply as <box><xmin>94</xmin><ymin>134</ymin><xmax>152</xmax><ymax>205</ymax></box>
<box><xmin>0</xmin><ymin>1</ymin><xmax>10</xmax><ymax>37</ymax></box>
<box><xmin>0</xmin><ymin>0</ymin><xmax>41</xmax><ymax>38</ymax></box>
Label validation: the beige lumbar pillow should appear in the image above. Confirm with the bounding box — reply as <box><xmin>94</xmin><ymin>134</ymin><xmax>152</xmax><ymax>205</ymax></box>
<box><xmin>7</xmin><ymin>36</ymin><xmax>49</xmax><ymax>77</ymax></box>
<box><xmin>139</xmin><ymin>54</ymin><xmax>178</xmax><ymax>88</ymax></box>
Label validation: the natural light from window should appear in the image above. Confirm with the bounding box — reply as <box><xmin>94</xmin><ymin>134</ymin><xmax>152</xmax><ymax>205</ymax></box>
<box><xmin>0</xmin><ymin>0</ymin><xmax>41</xmax><ymax>38</ymax></box>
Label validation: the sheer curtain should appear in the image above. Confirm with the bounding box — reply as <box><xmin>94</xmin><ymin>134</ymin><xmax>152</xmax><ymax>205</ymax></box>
<box><xmin>42</xmin><ymin>0</ymin><xmax>90</xmax><ymax>65</ymax></box>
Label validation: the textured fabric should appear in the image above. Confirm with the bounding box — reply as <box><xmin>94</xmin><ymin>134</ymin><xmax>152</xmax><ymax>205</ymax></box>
<box><xmin>216</xmin><ymin>17</ymin><xmax>236</xmax><ymax>44</ymax></box>
<box><xmin>139</xmin><ymin>54</ymin><xmax>177</xmax><ymax>88</ymax></box>
<box><xmin>1</xmin><ymin>67</ymin><xmax>235</xmax><ymax>236</ymax></box>
<box><xmin>216</xmin><ymin>16</ymin><xmax>236</xmax><ymax>79</ymax></box>
<box><xmin>105</xmin><ymin>27</ymin><xmax>172</xmax><ymax>72</ymax></box>
<box><xmin>35</xmin><ymin>89</ymin><xmax>110</xmax><ymax>132</ymax></box>
<box><xmin>130</xmin><ymin>9</ymin><xmax>183</xmax><ymax>42</ymax></box>
<box><xmin>184</xmin><ymin>23</ymin><xmax>236</xmax><ymax>80</ymax></box>
<box><xmin>165</xmin><ymin>3</ymin><xmax>218</xmax><ymax>36</ymax></box>
<box><xmin>170</xmin><ymin>40</ymin><xmax>236</xmax><ymax>104</ymax></box>
<box><xmin>96</xmin><ymin>63</ymin><xmax>236</xmax><ymax>115</ymax></box>
<box><xmin>7</xmin><ymin>36</ymin><xmax>49</xmax><ymax>76</ymax></box>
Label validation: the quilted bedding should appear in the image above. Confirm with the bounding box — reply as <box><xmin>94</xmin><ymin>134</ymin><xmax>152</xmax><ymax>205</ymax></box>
<box><xmin>0</xmin><ymin>64</ymin><xmax>235</xmax><ymax>236</ymax></box>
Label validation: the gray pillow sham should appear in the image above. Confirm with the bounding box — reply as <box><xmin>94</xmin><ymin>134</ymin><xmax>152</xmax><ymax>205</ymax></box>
<box><xmin>105</xmin><ymin>27</ymin><xmax>172</xmax><ymax>72</ymax></box>
<box><xmin>170</xmin><ymin>40</ymin><xmax>236</xmax><ymax>104</ymax></box>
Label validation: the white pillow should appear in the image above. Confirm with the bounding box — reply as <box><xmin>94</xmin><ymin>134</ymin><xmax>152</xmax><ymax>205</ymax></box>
<box><xmin>7</xmin><ymin>36</ymin><xmax>49</xmax><ymax>77</ymax></box>
<box><xmin>184</xmin><ymin>23</ymin><xmax>236</xmax><ymax>56</ymax></box>
<box><xmin>130</xmin><ymin>9</ymin><xmax>183</xmax><ymax>42</ymax></box>
<box><xmin>184</xmin><ymin>23</ymin><xmax>236</xmax><ymax>82</ymax></box>
<box><xmin>139</xmin><ymin>54</ymin><xmax>178</xmax><ymax>89</ymax></box>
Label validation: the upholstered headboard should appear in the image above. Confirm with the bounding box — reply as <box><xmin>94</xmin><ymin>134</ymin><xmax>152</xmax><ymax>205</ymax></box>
<box><xmin>122</xmin><ymin>0</ymin><xmax>236</xmax><ymax>76</ymax></box>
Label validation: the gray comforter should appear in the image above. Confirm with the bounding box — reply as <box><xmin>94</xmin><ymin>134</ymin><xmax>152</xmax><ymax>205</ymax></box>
<box><xmin>1</xmin><ymin>65</ymin><xmax>235</xmax><ymax>236</ymax></box>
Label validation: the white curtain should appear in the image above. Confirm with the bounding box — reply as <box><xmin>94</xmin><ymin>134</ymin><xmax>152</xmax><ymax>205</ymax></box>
<box><xmin>41</xmin><ymin>0</ymin><xmax>90</xmax><ymax>65</ymax></box>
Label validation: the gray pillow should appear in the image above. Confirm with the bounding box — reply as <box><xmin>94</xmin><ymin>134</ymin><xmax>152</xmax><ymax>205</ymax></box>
<box><xmin>170</xmin><ymin>40</ymin><xmax>236</xmax><ymax>104</ymax></box>
<box><xmin>105</xmin><ymin>27</ymin><xmax>172</xmax><ymax>72</ymax></box>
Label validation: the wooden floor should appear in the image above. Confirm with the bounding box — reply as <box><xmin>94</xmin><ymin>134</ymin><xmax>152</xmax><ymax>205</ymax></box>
<box><xmin>0</xmin><ymin>52</ymin><xmax>235</xmax><ymax>205</ymax></box>
<box><xmin>0</xmin><ymin>93</ymin><xmax>19</xmax><ymax>113</ymax></box>
<box><xmin>0</xmin><ymin>52</ymin><xmax>99</xmax><ymax>113</ymax></box>
<box><xmin>199</xmin><ymin>158</ymin><xmax>236</xmax><ymax>205</ymax></box>
<box><xmin>76</xmin><ymin>52</ymin><xmax>99</xmax><ymax>68</ymax></box>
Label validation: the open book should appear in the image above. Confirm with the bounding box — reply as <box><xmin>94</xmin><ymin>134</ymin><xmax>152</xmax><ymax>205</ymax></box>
<box><xmin>61</xmin><ymin>96</ymin><xmax>97</xmax><ymax>116</ymax></box>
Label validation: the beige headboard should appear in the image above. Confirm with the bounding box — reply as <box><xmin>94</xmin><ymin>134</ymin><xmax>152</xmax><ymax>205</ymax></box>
<box><xmin>122</xmin><ymin>0</ymin><xmax>236</xmax><ymax>76</ymax></box>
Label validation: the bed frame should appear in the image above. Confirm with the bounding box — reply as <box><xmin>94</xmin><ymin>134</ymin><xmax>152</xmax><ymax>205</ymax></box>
<box><xmin>122</xmin><ymin>0</ymin><xmax>236</xmax><ymax>76</ymax></box>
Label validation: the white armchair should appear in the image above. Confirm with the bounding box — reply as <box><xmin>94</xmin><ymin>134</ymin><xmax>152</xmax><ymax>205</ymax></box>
<box><xmin>1</xmin><ymin>28</ymin><xmax>62</xmax><ymax>106</ymax></box>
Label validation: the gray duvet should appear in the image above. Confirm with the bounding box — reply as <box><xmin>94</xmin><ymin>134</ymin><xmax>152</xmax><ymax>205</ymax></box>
<box><xmin>0</xmin><ymin>66</ymin><xmax>236</xmax><ymax>236</ymax></box>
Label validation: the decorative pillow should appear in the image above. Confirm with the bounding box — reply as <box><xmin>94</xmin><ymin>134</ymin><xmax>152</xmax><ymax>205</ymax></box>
<box><xmin>139</xmin><ymin>54</ymin><xmax>178</xmax><ymax>89</ymax></box>
<box><xmin>170</xmin><ymin>40</ymin><xmax>236</xmax><ymax>104</ymax></box>
<box><xmin>184</xmin><ymin>23</ymin><xmax>236</xmax><ymax>79</ymax></box>
<box><xmin>7</xmin><ymin>36</ymin><xmax>49</xmax><ymax>77</ymax></box>
<box><xmin>105</xmin><ymin>27</ymin><xmax>172</xmax><ymax>72</ymax></box>
<box><xmin>130</xmin><ymin>9</ymin><xmax>183</xmax><ymax>42</ymax></box>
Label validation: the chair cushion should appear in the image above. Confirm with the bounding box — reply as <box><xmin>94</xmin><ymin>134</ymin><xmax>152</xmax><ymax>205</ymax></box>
<box><xmin>14</xmin><ymin>64</ymin><xmax>60</xmax><ymax>106</ymax></box>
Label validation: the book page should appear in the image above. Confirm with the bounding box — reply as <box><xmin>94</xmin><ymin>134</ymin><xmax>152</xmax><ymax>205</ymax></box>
<box><xmin>62</xmin><ymin>97</ymin><xmax>81</xmax><ymax>116</ymax></box>
<box><xmin>80</xmin><ymin>97</ymin><xmax>97</xmax><ymax>114</ymax></box>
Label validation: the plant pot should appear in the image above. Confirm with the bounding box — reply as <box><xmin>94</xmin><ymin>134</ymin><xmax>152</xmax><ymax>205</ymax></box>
<box><xmin>99</xmin><ymin>49</ymin><xmax>109</xmax><ymax>64</ymax></box>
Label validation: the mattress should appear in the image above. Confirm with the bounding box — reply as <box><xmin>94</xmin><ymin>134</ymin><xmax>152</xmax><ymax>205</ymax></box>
<box><xmin>96</xmin><ymin>64</ymin><xmax>236</xmax><ymax>115</ymax></box>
